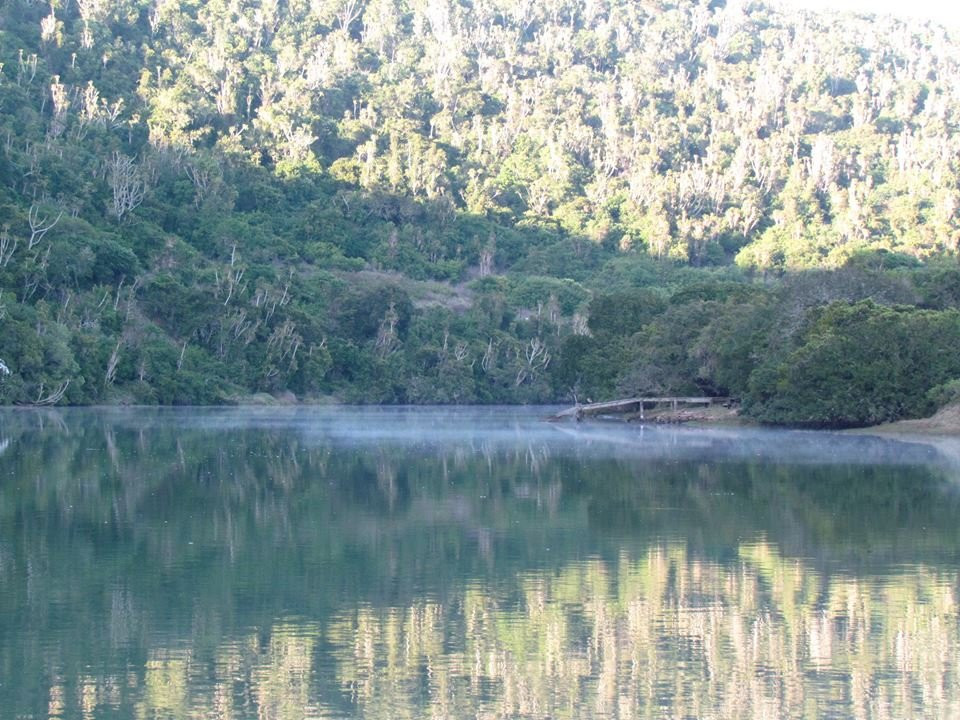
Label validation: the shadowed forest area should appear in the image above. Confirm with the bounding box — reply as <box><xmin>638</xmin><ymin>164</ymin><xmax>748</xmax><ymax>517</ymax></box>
<box><xmin>1</xmin><ymin>0</ymin><xmax>960</xmax><ymax>425</ymax></box>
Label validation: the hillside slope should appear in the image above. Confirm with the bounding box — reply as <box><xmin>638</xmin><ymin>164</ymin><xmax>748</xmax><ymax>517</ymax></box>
<box><xmin>0</xmin><ymin>0</ymin><xmax>959</xmax><ymax>419</ymax></box>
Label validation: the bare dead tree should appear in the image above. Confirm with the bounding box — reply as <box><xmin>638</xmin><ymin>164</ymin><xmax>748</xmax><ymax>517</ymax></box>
<box><xmin>228</xmin><ymin>308</ymin><xmax>259</xmax><ymax>344</ymax></box>
<box><xmin>265</xmin><ymin>320</ymin><xmax>302</xmax><ymax>375</ymax></box>
<box><xmin>185</xmin><ymin>163</ymin><xmax>212</xmax><ymax>207</ymax></box>
<box><xmin>105</xmin><ymin>339</ymin><xmax>123</xmax><ymax>386</ymax></box>
<box><xmin>809</xmin><ymin>136</ymin><xmax>836</xmax><ymax>193</ymax></box>
<box><xmin>40</xmin><ymin>7</ymin><xmax>57</xmax><ymax>43</ymax></box>
<box><xmin>515</xmin><ymin>337</ymin><xmax>550</xmax><ymax>386</ymax></box>
<box><xmin>113</xmin><ymin>276</ymin><xmax>125</xmax><ymax>310</ymax></box>
<box><xmin>17</xmin><ymin>50</ymin><xmax>38</xmax><ymax>87</ymax></box>
<box><xmin>77</xmin><ymin>0</ymin><xmax>108</xmax><ymax>25</ymax></box>
<box><xmin>571</xmin><ymin>313</ymin><xmax>590</xmax><ymax>336</ymax></box>
<box><xmin>220</xmin><ymin>243</ymin><xmax>245</xmax><ymax>306</ymax></box>
<box><xmin>148</xmin><ymin>0</ymin><xmax>163</xmax><ymax>35</ymax></box>
<box><xmin>27</xmin><ymin>203</ymin><xmax>62</xmax><ymax>250</ymax></box>
<box><xmin>107</xmin><ymin>152</ymin><xmax>146</xmax><ymax>221</ymax></box>
<box><xmin>375</xmin><ymin>302</ymin><xmax>400</xmax><ymax>358</ymax></box>
<box><xmin>481</xmin><ymin>338</ymin><xmax>497</xmax><ymax>373</ymax></box>
<box><xmin>125</xmin><ymin>277</ymin><xmax>141</xmax><ymax>321</ymax></box>
<box><xmin>22</xmin><ymin>244</ymin><xmax>51</xmax><ymax>302</ymax></box>
<box><xmin>0</xmin><ymin>227</ymin><xmax>17</xmax><ymax>267</ymax></box>
<box><xmin>48</xmin><ymin>76</ymin><xmax>70</xmax><ymax>138</ymax></box>
<box><xmin>335</xmin><ymin>0</ymin><xmax>364</xmax><ymax>32</ymax></box>
<box><xmin>33</xmin><ymin>379</ymin><xmax>71</xmax><ymax>405</ymax></box>
<box><xmin>264</xmin><ymin>275</ymin><xmax>292</xmax><ymax>320</ymax></box>
<box><xmin>479</xmin><ymin>232</ymin><xmax>496</xmax><ymax>277</ymax></box>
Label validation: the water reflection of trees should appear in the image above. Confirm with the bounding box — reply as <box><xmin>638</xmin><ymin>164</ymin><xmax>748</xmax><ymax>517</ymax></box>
<box><xmin>330</xmin><ymin>545</ymin><xmax>958</xmax><ymax>720</ymax></box>
<box><xmin>38</xmin><ymin>543</ymin><xmax>959</xmax><ymax>719</ymax></box>
<box><xmin>1</xmin><ymin>409</ymin><xmax>959</xmax><ymax>718</ymax></box>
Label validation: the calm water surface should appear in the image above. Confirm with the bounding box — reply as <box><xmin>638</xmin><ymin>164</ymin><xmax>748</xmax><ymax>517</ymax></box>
<box><xmin>1</xmin><ymin>407</ymin><xmax>959</xmax><ymax>719</ymax></box>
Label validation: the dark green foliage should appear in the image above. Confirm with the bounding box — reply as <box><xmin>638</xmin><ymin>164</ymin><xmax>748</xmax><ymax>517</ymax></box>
<box><xmin>913</xmin><ymin>264</ymin><xmax>960</xmax><ymax>310</ymax></box>
<box><xmin>926</xmin><ymin>380</ymin><xmax>960</xmax><ymax>410</ymax></box>
<box><xmin>744</xmin><ymin>302</ymin><xmax>960</xmax><ymax>427</ymax></box>
<box><xmin>616</xmin><ymin>301</ymin><xmax>720</xmax><ymax>397</ymax></box>
<box><xmin>335</xmin><ymin>284</ymin><xmax>413</xmax><ymax>342</ymax></box>
<box><xmin>552</xmin><ymin>334</ymin><xmax>624</xmax><ymax>402</ymax></box>
<box><xmin>587</xmin><ymin>290</ymin><xmax>666</xmax><ymax>336</ymax></box>
<box><xmin>506</xmin><ymin>276</ymin><xmax>589</xmax><ymax>315</ymax></box>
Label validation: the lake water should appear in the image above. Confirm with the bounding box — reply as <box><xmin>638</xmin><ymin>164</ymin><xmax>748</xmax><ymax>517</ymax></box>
<box><xmin>1</xmin><ymin>406</ymin><xmax>959</xmax><ymax>719</ymax></box>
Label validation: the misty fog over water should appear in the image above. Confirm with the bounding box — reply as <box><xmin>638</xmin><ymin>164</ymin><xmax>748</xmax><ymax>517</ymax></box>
<box><xmin>1</xmin><ymin>407</ymin><xmax>958</xmax><ymax>719</ymax></box>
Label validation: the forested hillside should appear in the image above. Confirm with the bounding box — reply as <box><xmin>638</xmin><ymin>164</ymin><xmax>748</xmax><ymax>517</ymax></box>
<box><xmin>1</xmin><ymin>0</ymin><xmax>959</xmax><ymax>425</ymax></box>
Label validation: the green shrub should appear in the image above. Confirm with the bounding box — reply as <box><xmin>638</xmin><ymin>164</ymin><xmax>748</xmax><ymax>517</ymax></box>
<box><xmin>745</xmin><ymin>302</ymin><xmax>960</xmax><ymax>427</ymax></box>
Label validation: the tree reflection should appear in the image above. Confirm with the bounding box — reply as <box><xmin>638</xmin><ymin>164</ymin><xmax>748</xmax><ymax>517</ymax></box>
<box><xmin>34</xmin><ymin>543</ymin><xmax>960</xmax><ymax>719</ymax></box>
<box><xmin>0</xmin><ymin>409</ymin><xmax>958</xmax><ymax>719</ymax></box>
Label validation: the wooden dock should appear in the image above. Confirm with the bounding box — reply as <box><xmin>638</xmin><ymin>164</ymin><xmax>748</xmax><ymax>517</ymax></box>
<box><xmin>549</xmin><ymin>396</ymin><xmax>736</xmax><ymax>422</ymax></box>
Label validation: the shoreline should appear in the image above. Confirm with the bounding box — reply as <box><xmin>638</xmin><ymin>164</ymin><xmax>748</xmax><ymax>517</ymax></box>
<box><xmin>566</xmin><ymin>402</ymin><xmax>960</xmax><ymax>438</ymax></box>
<box><xmin>3</xmin><ymin>400</ymin><xmax>959</xmax><ymax>437</ymax></box>
<box><xmin>844</xmin><ymin>403</ymin><xmax>960</xmax><ymax>438</ymax></box>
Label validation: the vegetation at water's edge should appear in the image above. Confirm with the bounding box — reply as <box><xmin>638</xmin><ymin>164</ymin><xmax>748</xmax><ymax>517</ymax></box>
<box><xmin>1</xmin><ymin>0</ymin><xmax>960</xmax><ymax>426</ymax></box>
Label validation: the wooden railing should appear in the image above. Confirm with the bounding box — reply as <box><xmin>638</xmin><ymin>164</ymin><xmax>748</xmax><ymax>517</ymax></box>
<box><xmin>549</xmin><ymin>396</ymin><xmax>736</xmax><ymax>421</ymax></box>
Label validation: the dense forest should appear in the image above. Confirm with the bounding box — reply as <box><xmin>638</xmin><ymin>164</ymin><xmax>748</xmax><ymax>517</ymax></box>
<box><xmin>1</xmin><ymin>0</ymin><xmax>960</xmax><ymax>425</ymax></box>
